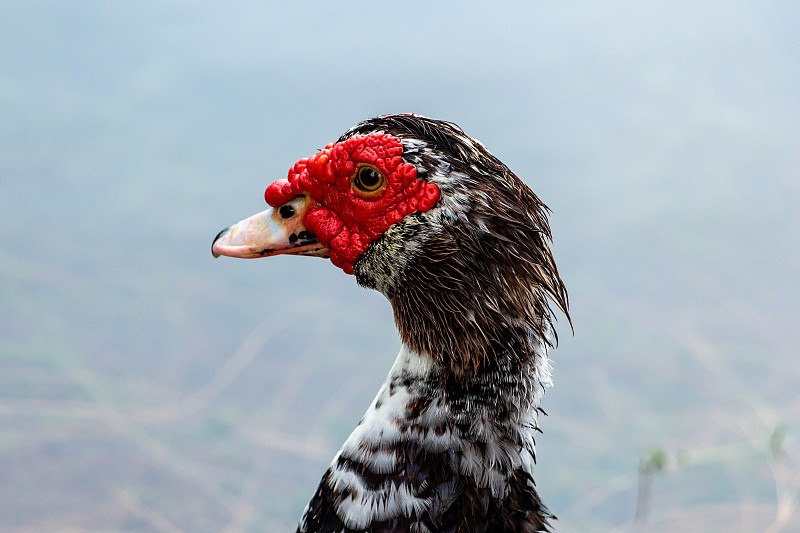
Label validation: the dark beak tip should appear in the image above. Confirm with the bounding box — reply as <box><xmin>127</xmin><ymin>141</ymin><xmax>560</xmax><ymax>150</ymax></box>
<box><xmin>212</xmin><ymin>227</ymin><xmax>229</xmax><ymax>258</ymax></box>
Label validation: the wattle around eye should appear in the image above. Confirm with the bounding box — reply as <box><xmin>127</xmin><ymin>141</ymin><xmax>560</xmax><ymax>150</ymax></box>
<box><xmin>262</xmin><ymin>132</ymin><xmax>440</xmax><ymax>275</ymax></box>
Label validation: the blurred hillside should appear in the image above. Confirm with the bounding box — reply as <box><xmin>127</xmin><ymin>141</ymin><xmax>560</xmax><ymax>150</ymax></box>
<box><xmin>1</xmin><ymin>2</ymin><xmax>798</xmax><ymax>532</ymax></box>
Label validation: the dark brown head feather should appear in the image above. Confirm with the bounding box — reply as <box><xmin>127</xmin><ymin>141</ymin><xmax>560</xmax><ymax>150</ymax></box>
<box><xmin>348</xmin><ymin>115</ymin><xmax>570</xmax><ymax>376</ymax></box>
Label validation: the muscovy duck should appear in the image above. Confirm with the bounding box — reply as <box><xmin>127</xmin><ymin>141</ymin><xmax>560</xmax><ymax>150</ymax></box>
<box><xmin>212</xmin><ymin>115</ymin><xmax>569</xmax><ymax>532</ymax></box>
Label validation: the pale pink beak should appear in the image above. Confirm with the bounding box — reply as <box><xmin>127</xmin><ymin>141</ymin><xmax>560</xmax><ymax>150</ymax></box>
<box><xmin>212</xmin><ymin>194</ymin><xmax>329</xmax><ymax>259</ymax></box>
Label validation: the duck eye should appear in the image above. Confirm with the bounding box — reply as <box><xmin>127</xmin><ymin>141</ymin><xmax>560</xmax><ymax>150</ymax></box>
<box><xmin>353</xmin><ymin>166</ymin><xmax>385</xmax><ymax>196</ymax></box>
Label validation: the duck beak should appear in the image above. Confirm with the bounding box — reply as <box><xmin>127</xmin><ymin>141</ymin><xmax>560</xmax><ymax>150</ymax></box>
<box><xmin>211</xmin><ymin>194</ymin><xmax>329</xmax><ymax>259</ymax></box>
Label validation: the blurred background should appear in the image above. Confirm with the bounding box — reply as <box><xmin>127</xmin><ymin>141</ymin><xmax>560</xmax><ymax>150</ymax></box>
<box><xmin>1</xmin><ymin>2</ymin><xmax>798</xmax><ymax>532</ymax></box>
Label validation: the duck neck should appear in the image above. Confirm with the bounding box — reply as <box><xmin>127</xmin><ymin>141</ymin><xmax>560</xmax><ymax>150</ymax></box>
<box><xmin>388</xmin><ymin>323</ymin><xmax>552</xmax><ymax>426</ymax></box>
<box><xmin>387</xmin><ymin>241</ymin><xmax>555</xmax><ymax>393</ymax></box>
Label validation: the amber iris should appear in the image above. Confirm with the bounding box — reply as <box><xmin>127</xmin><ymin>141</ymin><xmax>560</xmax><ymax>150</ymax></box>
<box><xmin>352</xmin><ymin>165</ymin><xmax>386</xmax><ymax>198</ymax></box>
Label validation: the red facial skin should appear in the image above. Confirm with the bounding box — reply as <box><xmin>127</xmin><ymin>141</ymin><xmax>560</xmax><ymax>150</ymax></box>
<box><xmin>264</xmin><ymin>133</ymin><xmax>441</xmax><ymax>274</ymax></box>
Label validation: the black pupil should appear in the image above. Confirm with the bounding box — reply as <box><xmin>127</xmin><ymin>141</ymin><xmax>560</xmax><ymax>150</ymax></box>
<box><xmin>358</xmin><ymin>168</ymin><xmax>380</xmax><ymax>189</ymax></box>
<box><xmin>279</xmin><ymin>205</ymin><xmax>295</xmax><ymax>219</ymax></box>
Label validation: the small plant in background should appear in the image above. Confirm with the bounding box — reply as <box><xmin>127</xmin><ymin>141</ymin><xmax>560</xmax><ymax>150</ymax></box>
<box><xmin>634</xmin><ymin>445</ymin><xmax>668</xmax><ymax>529</ymax></box>
<box><xmin>633</xmin><ymin>425</ymin><xmax>798</xmax><ymax>532</ymax></box>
